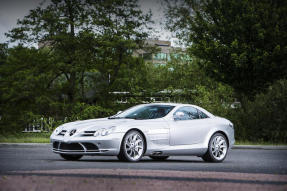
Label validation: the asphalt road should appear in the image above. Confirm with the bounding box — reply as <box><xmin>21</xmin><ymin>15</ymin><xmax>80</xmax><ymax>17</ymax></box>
<box><xmin>0</xmin><ymin>144</ymin><xmax>286</xmax><ymax>174</ymax></box>
<box><xmin>0</xmin><ymin>144</ymin><xmax>287</xmax><ymax>191</ymax></box>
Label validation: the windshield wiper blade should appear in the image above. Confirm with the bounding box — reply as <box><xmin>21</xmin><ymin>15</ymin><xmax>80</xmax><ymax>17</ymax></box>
<box><xmin>109</xmin><ymin>116</ymin><xmax>145</xmax><ymax>120</ymax></box>
<box><xmin>108</xmin><ymin>116</ymin><xmax>124</xmax><ymax>119</ymax></box>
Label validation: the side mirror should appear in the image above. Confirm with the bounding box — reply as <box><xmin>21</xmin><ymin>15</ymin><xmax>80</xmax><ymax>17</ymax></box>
<box><xmin>116</xmin><ymin>111</ymin><xmax>122</xmax><ymax>115</ymax></box>
<box><xmin>174</xmin><ymin>111</ymin><xmax>185</xmax><ymax>121</ymax></box>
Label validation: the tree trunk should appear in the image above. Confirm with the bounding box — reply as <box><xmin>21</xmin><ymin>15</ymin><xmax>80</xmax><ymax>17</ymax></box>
<box><xmin>67</xmin><ymin>72</ymin><xmax>76</xmax><ymax>103</ymax></box>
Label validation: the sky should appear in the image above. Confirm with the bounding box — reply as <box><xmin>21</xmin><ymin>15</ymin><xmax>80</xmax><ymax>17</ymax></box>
<box><xmin>0</xmin><ymin>0</ymin><xmax>179</xmax><ymax>47</ymax></box>
<box><xmin>0</xmin><ymin>0</ymin><xmax>40</xmax><ymax>44</ymax></box>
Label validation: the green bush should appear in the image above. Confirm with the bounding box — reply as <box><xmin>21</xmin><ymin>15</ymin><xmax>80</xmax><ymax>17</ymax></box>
<box><xmin>192</xmin><ymin>83</ymin><xmax>234</xmax><ymax>118</ymax></box>
<box><xmin>68</xmin><ymin>103</ymin><xmax>114</xmax><ymax>121</ymax></box>
<box><xmin>230</xmin><ymin>79</ymin><xmax>287</xmax><ymax>143</ymax></box>
<box><xmin>0</xmin><ymin>103</ymin><xmax>115</xmax><ymax>133</ymax></box>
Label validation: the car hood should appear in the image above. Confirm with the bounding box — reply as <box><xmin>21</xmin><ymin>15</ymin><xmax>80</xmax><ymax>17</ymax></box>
<box><xmin>59</xmin><ymin>118</ymin><xmax>132</xmax><ymax>132</ymax></box>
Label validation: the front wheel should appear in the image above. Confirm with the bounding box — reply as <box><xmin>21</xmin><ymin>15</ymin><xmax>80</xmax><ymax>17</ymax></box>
<box><xmin>118</xmin><ymin>130</ymin><xmax>145</xmax><ymax>162</ymax></box>
<box><xmin>60</xmin><ymin>154</ymin><xmax>83</xmax><ymax>161</ymax></box>
<box><xmin>202</xmin><ymin>133</ymin><xmax>228</xmax><ymax>163</ymax></box>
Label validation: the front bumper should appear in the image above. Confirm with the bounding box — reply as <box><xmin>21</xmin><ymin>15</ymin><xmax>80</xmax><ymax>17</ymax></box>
<box><xmin>50</xmin><ymin>132</ymin><xmax>124</xmax><ymax>156</ymax></box>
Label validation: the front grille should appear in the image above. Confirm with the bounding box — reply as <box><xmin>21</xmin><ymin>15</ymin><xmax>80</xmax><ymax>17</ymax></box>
<box><xmin>59</xmin><ymin>142</ymin><xmax>84</xmax><ymax>151</ymax></box>
<box><xmin>58</xmin><ymin>130</ymin><xmax>67</xmax><ymax>136</ymax></box>
<box><xmin>52</xmin><ymin>142</ymin><xmax>99</xmax><ymax>152</ymax></box>
<box><xmin>81</xmin><ymin>131</ymin><xmax>96</xmax><ymax>136</ymax></box>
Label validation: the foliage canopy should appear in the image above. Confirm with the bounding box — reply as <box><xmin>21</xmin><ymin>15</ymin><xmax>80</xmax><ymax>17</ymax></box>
<box><xmin>166</xmin><ymin>0</ymin><xmax>287</xmax><ymax>98</ymax></box>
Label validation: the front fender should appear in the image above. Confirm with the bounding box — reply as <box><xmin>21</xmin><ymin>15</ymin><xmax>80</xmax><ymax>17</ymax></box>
<box><xmin>203</xmin><ymin>128</ymin><xmax>234</xmax><ymax>149</ymax></box>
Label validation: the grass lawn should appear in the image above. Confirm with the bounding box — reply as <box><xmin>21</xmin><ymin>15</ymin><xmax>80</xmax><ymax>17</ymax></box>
<box><xmin>0</xmin><ymin>132</ymin><xmax>50</xmax><ymax>143</ymax></box>
<box><xmin>0</xmin><ymin>133</ymin><xmax>286</xmax><ymax>145</ymax></box>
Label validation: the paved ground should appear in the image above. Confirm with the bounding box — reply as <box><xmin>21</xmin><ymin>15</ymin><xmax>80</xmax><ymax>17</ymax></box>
<box><xmin>0</xmin><ymin>144</ymin><xmax>286</xmax><ymax>190</ymax></box>
<box><xmin>0</xmin><ymin>144</ymin><xmax>286</xmax><ymax>174</ymax></box>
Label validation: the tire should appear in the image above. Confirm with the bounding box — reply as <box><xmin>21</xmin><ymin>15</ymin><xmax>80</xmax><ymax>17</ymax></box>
<box><xmin>60</xmin><ymin>154</ymin><xmax>83</xmax><ymax>161</ymax></box>
<box><xmin>202</xmin><ymin>133</ymin><xmax>228</xmax><ymax>163</ymax></box>
<box><xmin>149</xmin><ymin>156</ymin><xmax>169</xmax><ymax>161</ymax></box>
<box><xmin>117</xmin><ymin>130</ymin><xmax>145</xmax><ymax>162</ymax></box>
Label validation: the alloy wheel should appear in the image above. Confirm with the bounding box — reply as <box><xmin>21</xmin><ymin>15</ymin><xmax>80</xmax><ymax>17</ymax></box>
<box><xmin>211</xmin><ymin>135</ymin><xmax>227</xmax><ymax>160</ymax></box>
<box><xmin>124</xmin><ymin>132</ymin><xmax>144</xmax><ymax>161</ymax></box>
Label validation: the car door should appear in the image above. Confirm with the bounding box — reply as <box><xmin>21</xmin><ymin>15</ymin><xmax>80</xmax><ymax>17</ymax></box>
<box><xmin>170</xmin><ymin>106</ymin><xmax>211</xmax><ymax>145</ymax></box>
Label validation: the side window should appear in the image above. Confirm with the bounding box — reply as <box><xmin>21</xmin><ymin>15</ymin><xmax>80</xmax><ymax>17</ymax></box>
<box><xmin>174</xmin><ymin>106</ymin><xmax>199</xmax><ymax>120</ymax></box>
<box><xmin>198</xmin><ymin>110</ymin><xmax>209</xmax><ymax>119</ymax></box>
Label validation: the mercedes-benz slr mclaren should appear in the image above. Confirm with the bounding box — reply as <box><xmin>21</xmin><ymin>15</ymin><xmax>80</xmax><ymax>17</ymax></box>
<box><xmin>50</xmin><ymin>103</ymin><xmax>235</xmax><ymax>162</ymax></box>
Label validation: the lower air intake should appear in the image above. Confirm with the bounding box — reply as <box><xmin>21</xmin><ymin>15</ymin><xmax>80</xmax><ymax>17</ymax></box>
<box><xmin>59</xmin><ymin>143</ymin><xmax>83</xmax><ymax>151</ymax></box>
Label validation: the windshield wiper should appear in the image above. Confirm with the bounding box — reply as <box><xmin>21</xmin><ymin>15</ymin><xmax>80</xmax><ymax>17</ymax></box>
<box><xmin>109</xmin><ymin>116</ymin><xmax>145</xmax><ymax>120</ymax></box>
<box><xmin>134</xmin><ymin>118</ymin><xmax>145</xmax><ymax>120</ymax></box>
<box><xmin>108</xmin><ymin>116</ymin><xmax>124</xmax><ymax>119</ymax></box>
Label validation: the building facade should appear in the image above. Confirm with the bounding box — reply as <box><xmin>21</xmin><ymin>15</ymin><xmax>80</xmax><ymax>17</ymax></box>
<box><xmin>134</xmin><ymin>39</ymin><xmax>188</xmax><ymax>65</ymax></box>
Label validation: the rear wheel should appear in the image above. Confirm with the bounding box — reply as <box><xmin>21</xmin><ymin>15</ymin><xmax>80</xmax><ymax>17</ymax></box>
<box><xmin>149</xmin><ymin>156</ymin><xmax>169</xmax><ymax>160</ymax></box>
<box><xmin>118</xmin><ymin>130</ymin><xmax>145</xmax><ymax>162</ymax></box>
<box><xmin>60</xmin><ymin>154</ymin><xmax>83</xmax><ymax>161</ymax></box>
<box><xmin>202</xmin><ymin>133</ymin><xmax>228</xmax><ymax>163</ymax></box>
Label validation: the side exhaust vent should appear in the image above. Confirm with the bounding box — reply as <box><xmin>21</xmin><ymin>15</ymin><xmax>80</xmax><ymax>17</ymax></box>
<box><xmin>152</xmin><ymin>151</ymin><xmax>163</xmax><ymax>155</ymax></box>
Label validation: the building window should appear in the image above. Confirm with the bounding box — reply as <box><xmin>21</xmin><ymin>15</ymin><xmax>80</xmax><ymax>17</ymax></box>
<box><xmin>167</xmin><ymin>54</ymin><xmax>171</xmax><ymax>61</ymax></box>
<box><xmin>153</xmin><ymin>53</ymin><xmax>167</xmax><ymax>60</ymax></box>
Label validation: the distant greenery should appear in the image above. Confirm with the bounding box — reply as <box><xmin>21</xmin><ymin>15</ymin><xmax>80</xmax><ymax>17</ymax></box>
<box><xmin>144</xmin><ymin>57</ymin><xmax>235</xmax><ymax>118</ymax></box>
<box><xmin>229</xmin><ymin>79</ymin><xmax>287</xmax><ymax>143</ymax></box>
<box><xmin>166</xmin><ymin>0</ymin><xmax>287</xmax><ymax>99</ymax></box>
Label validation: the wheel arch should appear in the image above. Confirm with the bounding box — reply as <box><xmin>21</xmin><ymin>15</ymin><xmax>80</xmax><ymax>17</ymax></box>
<box><xmin>122</xmin><ymin>128</ymin><xmax>148</xmax><ymax>154</ymax></box>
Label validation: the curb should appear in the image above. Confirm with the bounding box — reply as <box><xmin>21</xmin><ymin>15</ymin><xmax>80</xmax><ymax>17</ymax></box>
<box><xmin>232</xmin><ymin>145</ymin><xmax>287</xmax><ymax>150</ymax></box>
<box><xmin>0</xmin><ymin>143</ymin><xmax>286</xmax><ymax>150</ymax></box>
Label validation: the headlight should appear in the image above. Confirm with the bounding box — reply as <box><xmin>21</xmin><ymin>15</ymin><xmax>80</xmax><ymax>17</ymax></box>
<box><xmin>93</xmin><ymin>130</ymin><xmax>100</xmax><ymax>137</ymax></box>
<box><xmin>53</xmin><ymin>126</ymin><xmax>63</xmax><ymax>135</ymax></box>
<box><xmin>94</xmin><ymin>126</ymin><xmax>116</xmax><ymax>137</ymax></box>
<box><xmin>101</xmin><ymin>129</ymin><xmax>109</xmax><ymax>136</ymax></box>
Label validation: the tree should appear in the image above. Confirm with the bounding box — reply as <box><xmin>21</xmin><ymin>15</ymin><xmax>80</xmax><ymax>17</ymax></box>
<box><xmin>6</xmin><ymin>0</ymin><xmax>152</xmax><ymax>104</ymax></box>
<box><xmin>0</xmin><ymin>46</ymin><xmax>54</xmax><ymax>131</ymax></box>
<box><xmin>1</xmin><ymin>0</ymin><xmax>152</xmax><ymax>132</ymax></box>
<box><xmin>138</xmin><ymin>55</ymin><xmax>235</xmax><ymax>116</ymax></box>
<box><xmin>0</xmin><ymin>43</ymin><xmax>8</xmax><ymax>66</ymax></box>
<box><xmin>165</xmin><ymin>0</ymin><xmax>287</xmax><ymax>99</ymax></box>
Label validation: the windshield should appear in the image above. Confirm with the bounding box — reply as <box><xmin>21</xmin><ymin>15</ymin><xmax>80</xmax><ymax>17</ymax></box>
<box><xmin>109</xmin><ymin>105</ymin><xmax>175</xmax><ymax>120</ymax></box>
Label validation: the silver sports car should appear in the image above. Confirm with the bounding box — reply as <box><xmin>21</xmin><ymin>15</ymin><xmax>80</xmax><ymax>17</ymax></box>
<box><xmin>50</xmin><ymin>103</ymin><xmax>235</xmax><ymax>162</ymax></box>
